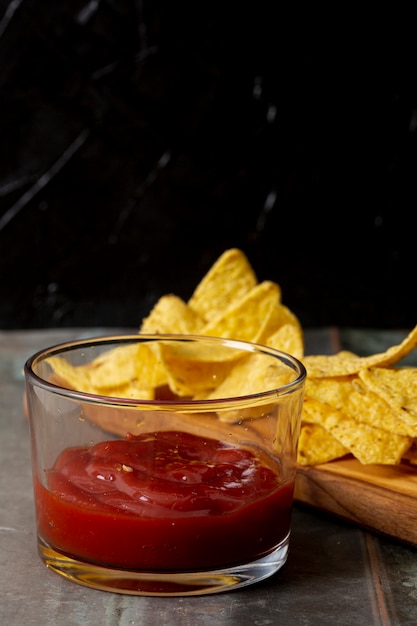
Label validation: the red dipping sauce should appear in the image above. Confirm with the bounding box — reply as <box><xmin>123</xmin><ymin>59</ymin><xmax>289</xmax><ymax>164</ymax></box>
<box><xmin>35</xmin><ymin>431</ymin><xmax>294</xmax><ymax>571</ymax></box>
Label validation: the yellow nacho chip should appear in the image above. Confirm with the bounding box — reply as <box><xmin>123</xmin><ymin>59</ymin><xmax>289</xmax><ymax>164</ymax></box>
<box><xmin>297</xmin><ymin>422</ymin><xmax>349</xmax><ymax>466</ymax></box>
<box><xmin>104</xmin><ymin>381</ymin><xmax>156</xmax><ymax>400</ymax></box>
<box><xmin>188</xmin><ymin>248</ymin><xmax>259</xmax><ymax>322</ymax></box>
<box><xmin>358</xmin><ymin>366</ymin><xmax>417</xmax><ymax>426</ymax></box>
<box><xmin>87</xmin><ymin>343</ymin><xmax>166</xmax><ymax>392</ymax></box>
<box><xmin>158</xmin><ymin>341</ymin><xmax>238</xmax><ymax>397</ymax></box>
<box><xmin>266</xmin><ymin>323</ymin><xmax>304</xmax><ymax>360</ymax></box>
<box><xmin>305</xmin><ymin>376</ymin><xmax>417</xmax><ymax>437</ymax></box>
<box><xmin>207</xmin><ymin>351</ymin><xmax>295</xmax><ymax>401</ymax></box>
<box><xmin>140</xmin><ymin>294</ymin><xmax>204</xmax><ymax>334</ymax></box>
<box><xmin>303</xmin><ymin>325</ymin><xmax>417</xmax><ymax>377</ymax></box>
<box><xmin>46</xmin><ymin>356</ymin><xmax>93</xmax><ymax>392</ymax></box>
<box><xmin>255</xmin><ymin>301</ymin><xmax>302</xmax><ymax>346</ymax></box>
<box><xmin>302</xmin><ymin>395</ymin><xmax>411</xmax><ymax>464</ymax></box>
<box><xmin>268</xmin><ymin>302</ymin><xmax>301</xmax><ymax>330</ymax></box>
<box><xmin>201</xmin><ymin>280</ymin><xmax>281</xmax><ymax>343</ymax></box>
<box><xmin>88</xmin><ymin>344</ymin><xmax>142</xmax><ymax>389</ymax></box>
<box><xmin>206</xmin><ymin>348</ymin><xmax>298</xmax><ymax>423</ymax></box>
<box><xmin>49</xmin><ymin>343</ymin><xmax>168</xmax><ymax>400</ymax></box>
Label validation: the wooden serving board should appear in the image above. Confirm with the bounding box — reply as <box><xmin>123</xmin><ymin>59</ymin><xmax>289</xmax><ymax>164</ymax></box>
<box><xmin>295</xmin><ymin>458</ymin><xmax>417</xmax><ymax>547</ymax></box>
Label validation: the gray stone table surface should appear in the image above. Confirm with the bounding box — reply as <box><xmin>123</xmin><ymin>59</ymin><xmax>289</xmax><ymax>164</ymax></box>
<box><xmin>1</xmin><ymin>327</ymin><xmax>417</xmax><ymax>626</ymax></box>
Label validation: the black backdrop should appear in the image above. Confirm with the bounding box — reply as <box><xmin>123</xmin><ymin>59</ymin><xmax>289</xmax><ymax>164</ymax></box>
<box><xmin>1</xmin><ymin>2</ymin><xmax>416</xmax><ymax>329</ymax></box>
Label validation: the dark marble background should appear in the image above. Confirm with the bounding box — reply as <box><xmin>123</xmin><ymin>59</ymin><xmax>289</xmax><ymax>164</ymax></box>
<box><xmin>1</xmin><ymin>2</ymin><xmax>416</xmax><ymax>330</ymax></box>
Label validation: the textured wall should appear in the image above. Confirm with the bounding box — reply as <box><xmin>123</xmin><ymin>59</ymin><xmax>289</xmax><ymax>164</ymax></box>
<box><xmin>1</xmin><ymin>2</ymin><xmax>416</xmax><ymax>329</ymax></box>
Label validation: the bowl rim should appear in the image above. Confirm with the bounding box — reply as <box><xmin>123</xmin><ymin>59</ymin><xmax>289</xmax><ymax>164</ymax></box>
<box><xmin>24</xmin><ymin>333</ymin><xmax>307</xmax><ymax>409</ymax></box>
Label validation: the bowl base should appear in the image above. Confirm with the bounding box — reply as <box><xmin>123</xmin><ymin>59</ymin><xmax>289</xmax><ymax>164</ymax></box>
<box><xmin>37</xmin><ymin>534</ymin><xmax>290</xmax><ymax>596</ymax></box>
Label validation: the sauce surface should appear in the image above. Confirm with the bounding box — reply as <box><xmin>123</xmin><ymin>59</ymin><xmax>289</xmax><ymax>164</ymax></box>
<box><xmin>35</xmin><ymin>431</ymin><xmax>294</xmax><ymax>570</ymax></box>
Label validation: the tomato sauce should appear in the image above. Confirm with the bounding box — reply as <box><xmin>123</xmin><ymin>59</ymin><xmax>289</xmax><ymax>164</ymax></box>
<box><xmin>34</xmin><ymin>431</ymin><xmax>294</xmax><ymax>571</ymax></box>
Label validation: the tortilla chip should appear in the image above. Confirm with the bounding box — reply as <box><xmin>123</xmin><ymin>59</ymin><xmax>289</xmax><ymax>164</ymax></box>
<box><xmin>358</xmin><ymin>366</ymin><xmax>417</xmax><ymax>426</ymax></box>
<box><xmin>297</xmin><ymin>422</ymin><xmax>349</xmax><ymax>466</ymax></box>
<box><xmin>140</xmin><ymin>294</ymin><xmax>204</xmax><ymax>334</ymax></box>
<box><xmin>266</xmin><ymin>323</ymin><xmax>304</xmax><ymax>360</ymax></box>
<box><xmin>254</xmin><ymin>301</ymin><xmax>301</xmax><ymax>345</ymax></box>
<box><xmin>88</xmin><ymin>344</ymin><xmax>142</xmax><ymax>389</ymax></box>
<box><xmin>46</xmin><ymin>356</ymin><xmax>93</xmax><ymax>392</ymax></box>
<box><xmin>305</xmin><ymin>376</ymin><xmax>417</xmax><ymax>437</ymax></box>
<box><xmin>201</xmin><ymin>280</ymin><xmax>281</xmax><ymax>343</ymax></box>
<box><xmin>302</xmin><ymin>395</ymin><xmax>411</xmax><ymax>464</ymax></box>
<box><xmin>158</xmin><ymin>341</ymin><xmax>238</xmax><ymax>397</ymax></box>
<box><xmin>303</xmin><ymin>325</ymin><xmax>417</xmax><ymax>377</ymax></box>
<box><xmin>188</xmin><ymin>248</ymin><xmax>259</xmax><ymax>322</ymax></box>
<box><xmin>104</xmin><ymin>381</ymin><xmax>156</xmax><ymax>401</ymax></box>
<box><xmin>207</xmin><ymin>351</ymin><xmax>295</xmax><ymax>401</ymax></box>
<box><xmin>47</xmin><ymin>342</ymin><xmax>168</xmax><ymax>400</ymax></box>
<box><xmin>205</xmin><ymin>348</ymin><xmax>298</xmax><ymax>423</ymax></box>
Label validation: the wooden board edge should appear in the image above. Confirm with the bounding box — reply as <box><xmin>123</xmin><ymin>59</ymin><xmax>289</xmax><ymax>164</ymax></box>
<box><xmin>294</xmin><ymin>465</ymin><xmax>417</xmax><ymax>548</ymax></box>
